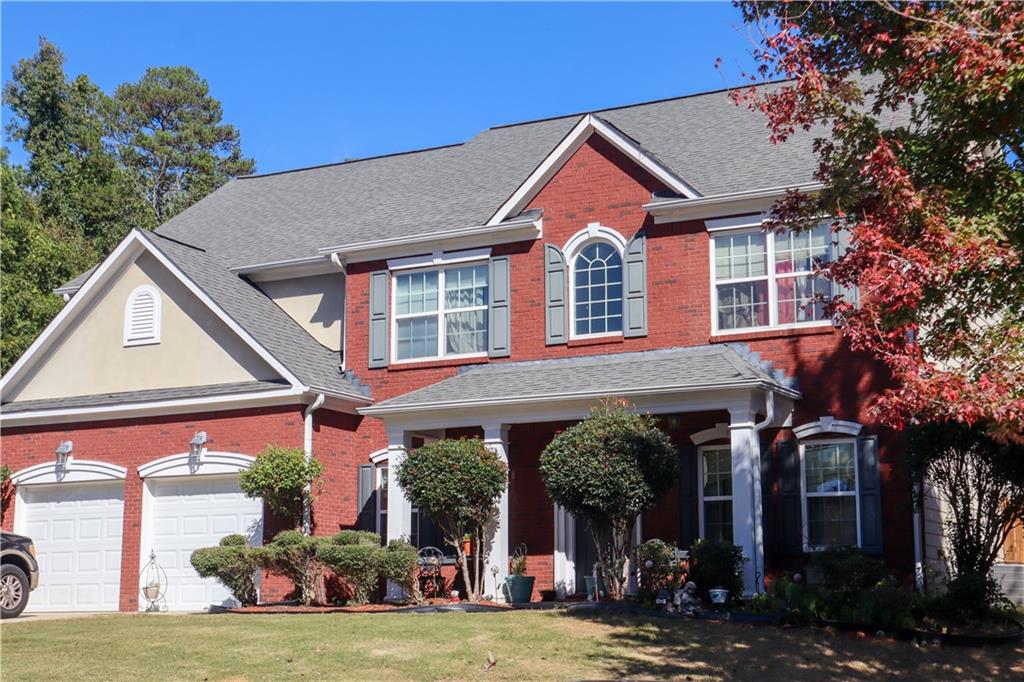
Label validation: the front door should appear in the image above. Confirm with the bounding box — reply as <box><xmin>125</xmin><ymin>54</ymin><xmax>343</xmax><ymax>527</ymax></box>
<box><xmin>573</xmin><ymin>516</ymin><xmax>598</xmax><ymax>594</ymax></box>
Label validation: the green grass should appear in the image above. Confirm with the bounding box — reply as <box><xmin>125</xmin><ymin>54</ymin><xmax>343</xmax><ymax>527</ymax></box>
<box><xmin>2</xmin><ymin>610</ymin><xmax>1022</xmax><ymax>681</ymax></box>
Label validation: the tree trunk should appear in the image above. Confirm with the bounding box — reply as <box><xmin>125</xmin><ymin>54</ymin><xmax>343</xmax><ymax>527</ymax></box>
<box><xmin>456</xmin><ymin>539</ymin><xmax>474</xmax><ymax>602</ymax></box>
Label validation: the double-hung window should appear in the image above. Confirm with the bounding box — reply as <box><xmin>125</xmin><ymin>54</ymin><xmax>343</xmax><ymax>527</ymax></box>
<box><xmin>699</xmin><ymin>447</ymin><xmax>733</xmax><ymax>543</ymax></box>
<box><xmin>802</xmin><ymin>440</ymin><xmax>860</xmax><ymax>549</ymax></box>
<box><xmin>712</xmin><ymin>223</ymin><xmax>836</xmax><ymax>333</ymax></box>
<box><xmin>392</xmin><ymin>264</ymin><xmax>488</xmax><ymax>362</ymax></box>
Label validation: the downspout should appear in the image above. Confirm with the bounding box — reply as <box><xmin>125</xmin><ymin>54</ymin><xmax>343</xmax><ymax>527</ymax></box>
<box><xmin>330</xmin><ymin>253</ymin><xmax>347</xmax><ymax>371</ymax></box>
<box><xmin>302</xmin><ymin>393</ymin><xmax>326</xmax><ymax>535</ymax></box>
<box><xmin>749</xmin><ymin>389</ymin><xmax>775</xmax><ymax>594</ymax></box>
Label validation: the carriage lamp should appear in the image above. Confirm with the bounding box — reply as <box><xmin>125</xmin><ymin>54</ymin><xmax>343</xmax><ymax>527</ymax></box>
<box><xmin>55</xmin><ymin>440</ymin><xmax>73</xmax><ymax>473</ymax></box>
<box><xmin>189</xmin><ymin>431</ymin><xmax>207</xmax><ymax>464</ymax></box>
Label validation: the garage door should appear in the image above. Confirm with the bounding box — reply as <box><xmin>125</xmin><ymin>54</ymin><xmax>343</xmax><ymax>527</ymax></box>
<box><xmin>143</xmin><ymin>475</ymin><xmax>262</xmax><ymax>611</ymax></box>
<box><xmin>19</xmin><ymin>481</ymin><xmax>125</xmax><ymax>612</ymax></box>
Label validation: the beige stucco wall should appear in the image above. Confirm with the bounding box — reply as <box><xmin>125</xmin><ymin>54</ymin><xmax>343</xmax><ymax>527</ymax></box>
<box><xmin>10</xmin><ymin>251</ymin><xmax>281</xmax><ymax>401</ymax></box>
<box><xmin>257</xmin><ymin>274</ymin><xmax>343</xmax><ymax>352</ymax></box>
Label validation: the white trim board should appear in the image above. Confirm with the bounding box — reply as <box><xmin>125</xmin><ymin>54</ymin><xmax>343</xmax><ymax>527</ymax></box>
<box><xmin>0</xmin><ymin>229</ymin><xmax>303</xmax><ymax>401</ymax></box>
<box><xmin>11</xmin><ymin>459</ymin><xmax>128</xmax><ymax>486</ymax></box>
<box><xmin>487</xmin><ymin>114</ymin><xmax>700</xmax><ymax>226</ymax></box>
<box><xmin>138</xmin><ymin>451</ymin><xmax>256</xmax><ymax>479</ymax></box>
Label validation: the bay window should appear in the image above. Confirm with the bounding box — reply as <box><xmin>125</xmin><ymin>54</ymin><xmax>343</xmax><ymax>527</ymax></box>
<box><xmin>712</xmin><ymin>223</ymin><xmax>836</xmax><ymax>333</ymax></box>
<box><xmin>392</xmin><ymin>263</ymin><xmax>488</xmax><ymax>362</ymax></box>
<box><xmin>802</xmin><ymin>440</ymin><xmax>860</xmax><ymax>549</ymax></box>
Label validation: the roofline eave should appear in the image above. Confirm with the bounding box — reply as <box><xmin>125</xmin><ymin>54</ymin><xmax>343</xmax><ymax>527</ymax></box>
<box><xmin>644</xmin><ymin>182</ymin><xmax>825</xmax><ymax>224</ymax></box>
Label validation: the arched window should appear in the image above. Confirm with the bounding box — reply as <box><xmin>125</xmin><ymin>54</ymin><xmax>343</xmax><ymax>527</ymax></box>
<box><xmin>123</xmin><ymin>285</ymin><xmax>161</xmax><ymax>346</ymax></box>
<box><xmin>572</xmin><ymin>242</ymin><xmax>623</xmax><ymax>337</ymax></box>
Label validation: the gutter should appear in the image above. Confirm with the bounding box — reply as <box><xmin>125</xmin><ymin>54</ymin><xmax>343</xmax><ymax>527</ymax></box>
<box><xmin>749</xmin><ymin>389</ymin><xmax>775</xmax><ymax>595</ymax></box>
<box><xmin>913</xmin><ymin>480</ymin><xmax>925</xmax><ymax>591</ymax></box>
<box><xmin>643</xmin><ymin>183</ymin><xmax>824</xmax><ymax>223</ymax></box>
<box><xmin>302</xmin><ymin>393</ymin><xmax>326</xmax><ymax>535</ymax></box>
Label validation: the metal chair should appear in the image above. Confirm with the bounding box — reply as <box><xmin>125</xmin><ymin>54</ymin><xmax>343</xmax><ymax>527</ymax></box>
<box><xmin>417</xmin><ymin>546</ymin><xmax>445</xmax><ymax>599</ymax></box>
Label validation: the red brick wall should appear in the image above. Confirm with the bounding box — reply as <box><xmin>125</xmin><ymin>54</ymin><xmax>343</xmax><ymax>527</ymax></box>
<box><xmin>0</xmin><ymin>405</ymin><xmax>305</xmax><ymax>610</ymax></box>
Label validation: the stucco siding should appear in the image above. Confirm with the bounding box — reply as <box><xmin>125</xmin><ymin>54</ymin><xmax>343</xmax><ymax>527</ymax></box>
<box><xmin>257</xmin><ymin>274</ymin><xmax>344</xmax><ymax>352</ymax></box>
<box><xmin>9</xmin><ymin>252</ymin><xmax>280</xmax><ymax>402</ymax></box>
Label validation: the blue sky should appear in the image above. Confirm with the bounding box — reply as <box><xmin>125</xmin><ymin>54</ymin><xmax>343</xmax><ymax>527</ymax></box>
<box><xmin>2</xmin><ymin>2</ymin><xmax>759</xmax><ymax>175</ymax></box>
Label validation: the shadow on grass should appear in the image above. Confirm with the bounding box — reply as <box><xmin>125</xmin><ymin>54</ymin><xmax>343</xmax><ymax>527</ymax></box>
<box><xmin>564</xmin><ymin>610</ymin><xmax>1024</xmax><ymax>681</ymax></box>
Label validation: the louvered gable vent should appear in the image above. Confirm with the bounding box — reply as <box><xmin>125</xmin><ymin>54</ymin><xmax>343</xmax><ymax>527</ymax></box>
<box><xmin>123</xmin><ymin>285</ymin><xmax>162</xmax><ymax>346</ymax></box>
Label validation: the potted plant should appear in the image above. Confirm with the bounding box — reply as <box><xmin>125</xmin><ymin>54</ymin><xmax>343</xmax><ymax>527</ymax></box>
<box><xmin>462</xmin><ymin>533</ymin><xmax>473</xmax><ymax>557</ymax></box>
<box><xmin>504</xmin><ymin>549</ymin><xmax>535</xmax><ymax>603</ymax></box>
<box><xmin>143</xmin><ymin>579</ymin><xmax>161</xmax><ymax>601</ymax></box>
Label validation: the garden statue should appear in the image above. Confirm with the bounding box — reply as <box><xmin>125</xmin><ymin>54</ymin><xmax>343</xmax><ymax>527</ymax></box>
<box><xmin>674</xmin><ymin>581</ymin><xmax>702</xmax><ymax>617</ymax></box>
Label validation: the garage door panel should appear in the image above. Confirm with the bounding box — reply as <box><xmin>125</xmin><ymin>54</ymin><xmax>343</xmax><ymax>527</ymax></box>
<box><xmin>143</xmin><ymin>475</ymin><xmax>262</xmax><ymax>611</ymax></box>
<box><xmin>19</xmin><ymin>481</ymin><xmax>124</xmax><ymax>612</ymax></box>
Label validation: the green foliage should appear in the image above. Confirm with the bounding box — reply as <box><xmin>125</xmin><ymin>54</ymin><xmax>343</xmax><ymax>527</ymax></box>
<box><xmin>509</xmin><ymin>554</ymin><xmax>528</xmax><ymax>576</ymax></box>
<box><xmin>540</xmin><ymin>400</ymin><xmax>677</xmax><ymax>600</ymax></box>
<box><xmin>239</xmin><ymin>445</ymin><xmax>324</xmax><ymax>527</ymax></box>
<box><xmin>378</xmin><ymin>540</ymin><xmax>418</xmax><ymax>598</ymax></box>
<box><xmin>636</xmin><ymin>539</ymin><xmax>676</xmax><ymax>599</ymax></box>
<box><xmin>252</xmin><ymin>530</ymin><xmax>324</xmax><ymax>605</ymax></box>
<box><xmin>109</xmin><ymin>65</ymin><xmax>255</xmax><ymax>223</ymax></box>
<box><xmin>0</xmin><ymin>465</ymin><xmax>10</xmax><ymax>484</ymax></box>
<box><xmin>317</xmin><ymin>543</ymin><xmax>378</xmax><ymax>605</ymax></box>
<box><xmin>396</xmin><ymin>437</ymin><xmax>507</xmax><ymax>602</ymax></box>
<box><xmin>189</xmin><ymin>534</ymin><xmax>259</xmax><ymax>606</ymax></box>
<box><xmin>811</xmin><ymin>545</ymin><xmax>895</xmax><ymax>618</ymax></box>
<box><xmin>935</xmin><ymin>573</ymin><xmax>1014</xmax><ymax>624</ymax></box>
<box><xmin>736</xmin><ymin>592</ymin><xmax>779</xmax><ymax>616</ymax></box>
<box><xmin>908</xmin><ymin>422</ymin><xmax>1024</xmax><ymax>578</ymax></box>
<box><xmin>329</xmin><ymin>530</ymin><xmax>382</xmax><ymax>547</ymax></box>
<box><xmin>687</xmin><ymin>540</ymin><xmax>745</xmax><ymax>604</ymax></box>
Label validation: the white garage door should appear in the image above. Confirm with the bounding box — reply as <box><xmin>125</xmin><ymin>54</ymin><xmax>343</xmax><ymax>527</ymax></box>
<box><xmin>19</xmin><ymin>481</ymin><xmax>125</xmax><ymax>612</ymax></box>
<box><xmin>143</xmin><ymin>475</ymin><xmax>262</xmax><ymax>611</ymax></box>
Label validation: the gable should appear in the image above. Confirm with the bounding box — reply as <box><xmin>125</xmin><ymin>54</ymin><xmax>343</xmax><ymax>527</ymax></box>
<box><xmin>6</xmin><ymin>250</ymin><xmax>282</xmax><ymax>403</ymax></box>
<box><xmin>257</xmin><ymin>274</ymin><xmax>344</xmax><ymax>352</ymax></box>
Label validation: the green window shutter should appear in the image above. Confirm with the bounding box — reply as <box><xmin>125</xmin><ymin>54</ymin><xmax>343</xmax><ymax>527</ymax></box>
<box><xmin>356</xmin><ymin>464</ymin><xmax>376</xmax><ymax>532</ymax></box>
<box><xmin>488</xmin><ymin>256</ymin><xmax>511</xmax><ymax>358</ymax></box>
<box><xmin>857</xmin><ymin>435</ymin><xmax>884</xmax><ymax>555</ymax></box>
<box><xmin>622</xmin><ymin>232</ymin><xmax>648</xmax><ymax>338</ymax></box>
<box><xmin>677</xmin><ymin>444</ymin><xmax>699</xmax><ymax>549</ymax></box>
<box><xmin>777</xmin><ymin>440</ymin><xmax>804</xmax><ymax>556</ymax></box>
<box><xmin>368</xmin><ymin>270</ymin><xmax>389</xmax><ymax>368</ymax></box>
<box><xmin>544</xmin><ymin>245</ymin><xmax>567</xmax><ymax>345</ymax></box>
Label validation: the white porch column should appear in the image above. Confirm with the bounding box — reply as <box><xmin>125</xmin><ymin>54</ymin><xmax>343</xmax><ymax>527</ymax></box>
<box><xmin>385</xmin><ymin>426</ymin><xmax>413</xmax><ymax>601</ymax></box>
<box><xmin>729</xmin><ymin>407</ymin><xmax>765</xmax><ymax>597</ymax></box>
<box><xmin>553</xmin><ymin>504</ymin><xmax>576</xmax><ymax>599</ymax></box>
<box><xmin>482</xmin><ymin>423</ymin><xmax>510</xmax><ymax>602</ymax></box>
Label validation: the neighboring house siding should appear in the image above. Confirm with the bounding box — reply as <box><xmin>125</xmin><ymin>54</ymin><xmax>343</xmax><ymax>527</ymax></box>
<box><xmin>257</xmin><ymin>274</ymin><xmax>345</xmax><ymax>352</ymax></box>
<box><xmin>8</xmin><ymin>252</ymin><xmax>281</xmax><ymax>403</ymax></box>
<box><xmin>0</xmin><ymin>405</ymin><xmax>305</xmax><ymax>611</ymax></box>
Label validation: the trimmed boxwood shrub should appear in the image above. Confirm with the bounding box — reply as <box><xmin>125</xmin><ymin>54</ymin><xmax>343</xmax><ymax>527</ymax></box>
<box><xmin>379</xmin><ymin>540</ymin><xmax>419</xmax><ymax>598</ymax></box>
<box><xmin>190</xmin><ymin>534</ymin><xmax>259</xmax><ymax>606</ymax></box>
<box><xmin>317</xmin><ymin>543</ymin><xmax>379</xmax><ymax>604</ymax></box>
<box><xmin>253</xmin><ymin>530</ymin><xmax>325</xmax><ymax>605</ymax></box>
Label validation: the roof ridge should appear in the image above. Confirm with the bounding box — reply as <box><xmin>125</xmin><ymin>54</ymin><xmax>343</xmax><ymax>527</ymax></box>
<box><xmin>146</xmin><ymin>229</ymin><xmax>207</xmax><ymax>253</ymax></box>
<box><xmin>237</xmin><ymin>142</ymin><xmax>465</xmax><ymax>179</ymax></box>
<box><xmin>488</xmin><ymin>78</ymin><xmax>794</xmax><ymax>131</ymax></box>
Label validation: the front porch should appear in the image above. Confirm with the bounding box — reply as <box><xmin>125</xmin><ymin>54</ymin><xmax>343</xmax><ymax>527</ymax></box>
<box><xmin>358</xmin><ymin>345</ymin><xmax>799</xmax><ymax>600</ymax></box>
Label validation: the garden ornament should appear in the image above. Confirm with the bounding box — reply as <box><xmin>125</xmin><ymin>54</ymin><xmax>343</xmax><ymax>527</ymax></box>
<box><xmin>675</xmin><ymin>580</ymin><xmax>702</xmax><ymax>617</ymax></box>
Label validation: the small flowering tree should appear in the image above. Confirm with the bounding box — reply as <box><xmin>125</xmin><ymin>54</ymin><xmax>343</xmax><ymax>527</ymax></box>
<box><xmin>239</xmin><ymin>445</ymin><xmax>324</xmax><ymax>530</ymax></box>
<box><xmin>540</xmin><ymin>400</ymin><xmax>677</xmax><ymax>600</ymax></box>
<box><xmin>396</xmin><ymin>438</ymin><xmax>508</xmax><ymax>602</ymax></box>
<box><xmin>729</xmin><ymin>1</ymin><xmax>1024</xmax><ymax>439</ymax></box>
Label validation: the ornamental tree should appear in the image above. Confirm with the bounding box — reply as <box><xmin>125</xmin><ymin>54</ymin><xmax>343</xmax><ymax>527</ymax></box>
<box><xmin>729</xmin><ymin>1</ymin><xmax>1024</xmax><ymax>439</ymax></box>
<box><xmin>239</xmin><ymin>445</ymin><xmax>324</xmax><ymax>530</ymax></box>
<box><xmin>395</xmin><ymin>438</ymin><xmax>508</xmax><ymax>602</ymax></box>
<box><xmin>540</xmin><ymin>400</ymin><xmax>677</xmax><ymax>600</ymax></box>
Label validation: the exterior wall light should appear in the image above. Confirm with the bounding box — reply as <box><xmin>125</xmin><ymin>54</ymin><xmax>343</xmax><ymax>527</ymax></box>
<box><xmin>55</xmin><ymin>440</ymin><xmax>73</xmax><ymax>480</ymax></box>
<box><xmin>189</xmin><ymin>431</ymin><xmax>207</xmax><ymax>469</ymax></box>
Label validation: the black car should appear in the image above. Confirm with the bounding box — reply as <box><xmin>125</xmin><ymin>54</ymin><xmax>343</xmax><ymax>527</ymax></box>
<box><xmin>1</xmin><ymin>532</ymin><xmax>39</xmax><ymax>618</ymax></box>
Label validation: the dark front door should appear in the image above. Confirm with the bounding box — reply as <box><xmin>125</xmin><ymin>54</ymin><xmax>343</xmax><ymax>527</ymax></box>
<box><xmin>574</xmin><ymin>516</ymin><xmax>598</xmax><ymax>594</ymax></box>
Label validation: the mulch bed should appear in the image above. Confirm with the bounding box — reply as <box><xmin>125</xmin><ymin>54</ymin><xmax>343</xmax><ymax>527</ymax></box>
<box><xmin>214</xmin><ymin>598</ymin><xmax>513</xmax><ymax>615</ymax></box>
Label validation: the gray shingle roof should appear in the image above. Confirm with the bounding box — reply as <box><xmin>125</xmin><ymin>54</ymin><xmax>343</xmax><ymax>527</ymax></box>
<box><xmin>1</xmin><ymin>380</ymin><xmax>289</xmax><ymax>413</ymax></box>
<box><xmin>142</xmin><ymin>231</ymin><xmax>370</xmax><ymax>401</ymax></box>
<box><xmin>361</xmin><ymin>344</ymin><xmax>800</xmax><ymax>415</ymax></box>
<box><xmin>153</xmin><ymin>81</ymin><xmax>832</xmax><ymax>269</ymax></box>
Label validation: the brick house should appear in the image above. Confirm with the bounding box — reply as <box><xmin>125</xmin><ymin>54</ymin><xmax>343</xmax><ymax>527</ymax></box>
<box><xmin>5</xmin><ymin>83</ymin><xmax>999</xmax><ymax>613</ymax></box>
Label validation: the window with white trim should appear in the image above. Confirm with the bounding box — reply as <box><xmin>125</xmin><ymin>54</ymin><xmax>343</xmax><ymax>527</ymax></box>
<box><xmin>391</xmin><ymin>264</ymin><xmax>488</xmax><ymax>362</ymax></box>
<box><xmin>123</xmin><ymin>284</ymin><xmax>161</xmax><ymax>346</ymax></box>
<box><xmin>802</xmin><ymin>440</ymin><xmax>860</xmax><ymax>549</ymax></box>
<box><xmin>572</xmin><ymin>241</ymin><xmax>623</xmax><ymax>337</ymax></box>
<box><xmin>712</xmin><ymin>223</ymin><xmax>835</xmax><ymax>333</ymax></box>
<box><xmin>699</xmin><ymin>446</ymin><xmax>733</xmax><ymax>543</ymax></box>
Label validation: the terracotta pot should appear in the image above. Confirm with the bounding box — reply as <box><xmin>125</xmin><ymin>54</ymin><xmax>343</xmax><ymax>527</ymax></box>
<box><xmin>463</xmin><ymin>539</ymin><xmax>472</xmax><ymax>556</ymax></box>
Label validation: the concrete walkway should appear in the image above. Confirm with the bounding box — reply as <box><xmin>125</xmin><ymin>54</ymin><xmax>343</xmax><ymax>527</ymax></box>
<box><xmin>2</xmin><ymin>611</ymin><xmax>120</xmax><ymax>624</ymax></box>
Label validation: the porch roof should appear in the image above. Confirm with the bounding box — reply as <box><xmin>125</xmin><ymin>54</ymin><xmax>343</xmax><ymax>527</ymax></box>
<box><xmin>360</xmin><ymin>344</ymin><xmax>800</xmax><ymax>417</ymax></box>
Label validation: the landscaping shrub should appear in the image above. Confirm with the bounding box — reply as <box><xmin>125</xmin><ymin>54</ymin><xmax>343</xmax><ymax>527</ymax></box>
<box><xmin>190</xmin><ymin>534</ymin><xmax>259</xmax><ymax>606</ymax></box>
<box><xmin>378</xmin><ymin>540</ymin><xmax>419</xmax><ymax>599</ymax></box>
<box><xmin>687</xmin><ymin>540</ymin><xmax>744</xmax><ymax>604</ymax></box>
<box><xmin>935</xmin><ymin>572</ymin><xmax>1014</xmax><ymax>624</ymax></box>
<box><xmin>396</xmin><ymin>437</ymin><xmax>507</xmax><ymax>602</ymax></box>
<box><xmin>540</xmin><ymin>400</ymin><xmax>677</xmax><ymax>600</ymax></box>
<box><xmin>810</xmin><ymin>545</ymin><xmax>894</xmax><ymax>620</ymax></box>
<box><xmin>317</xmin><ymin>543</ymin><xmax>379</xmax><ymax>604</ymax></box>
<box><xmin>253</xmin><ymin>530</ymin><xmax>325</xmax><ymax>605</ymax></box>
<box><xmin>239</xmin><ymin>444</ymin><xmax>324</xmax><ymax>528</ymax></box>
<box><xmin>330</xmin><ymin>529</ymin><xmax>382</xmax><ymax>546</ymax></box>
<box><xmin>637</xmin><ymin>539</ymin><xmax>675</xmax><ymax>600</ymax></box>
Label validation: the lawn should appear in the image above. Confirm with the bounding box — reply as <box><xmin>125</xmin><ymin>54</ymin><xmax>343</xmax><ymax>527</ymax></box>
<box><xmin>2</xmin><ymin>610</ymin><xmax>1022</xmax><ymax>681</ymax></box>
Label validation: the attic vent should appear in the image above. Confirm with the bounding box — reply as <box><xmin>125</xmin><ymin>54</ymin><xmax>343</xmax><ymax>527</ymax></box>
<box><xmin>123</xmin><ymin>285</ymin><xmax>162</xmax><ymax>347</ymax></box>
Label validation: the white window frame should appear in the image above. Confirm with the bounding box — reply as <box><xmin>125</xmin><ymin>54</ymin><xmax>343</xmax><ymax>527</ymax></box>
<box><xmin>375</xmin><ymin>463</ymin><xmax>388</xmax><ymax>541</ymax></box>
<box><xmin>708</xmin><ymin>221</ymin><xmax>837</xmax><ymax>336</ymax></box>
<box><xmin>800</xmin><ymin>438</ymin><xmax>862</xmax><ymax>552</ymax></box>
<box><xmin>123</xmin><ymin>284</ymin><xmax>162</xmax><ymax>347</ymax></box>
<box><xmin>389</xmin><ymin>261</ymin><xmax>489</xmax><ymax>364</ymax></box>
<box><xmin>564</xmin><ymin>225</ymin><xmax>628</xmax><ymax>341</ymax></box>
<box><xmin>697</xmin><ymin>445</ymin><xmax>733</xmax><ymax>543</ymax></box>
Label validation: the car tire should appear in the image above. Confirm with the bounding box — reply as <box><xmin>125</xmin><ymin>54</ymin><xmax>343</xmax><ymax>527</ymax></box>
<box><xmin>1</xmin><ymin>564</ymin><xmax>30</xmax><ymax>619</ymax></box>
